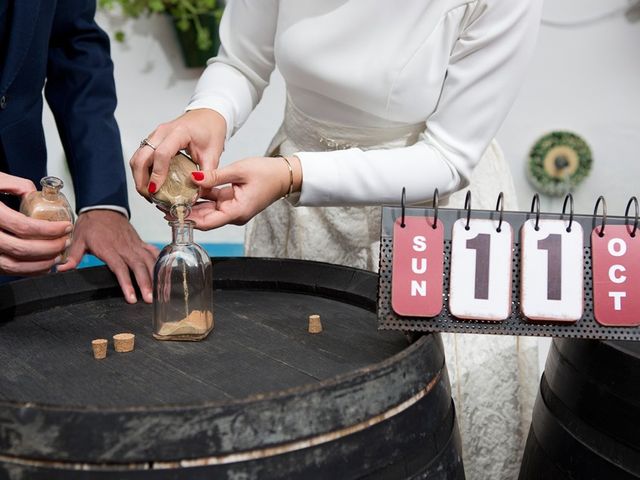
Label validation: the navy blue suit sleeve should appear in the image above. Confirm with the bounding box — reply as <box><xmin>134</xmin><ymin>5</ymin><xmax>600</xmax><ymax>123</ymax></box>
<box><xmin>44</xmin><ymin>0</ymin><xmax>130</xmax><ymax>215</ymax></box>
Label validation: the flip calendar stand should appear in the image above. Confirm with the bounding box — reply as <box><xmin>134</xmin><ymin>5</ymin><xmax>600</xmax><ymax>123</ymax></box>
<box><xmin>378</xmin><ymin>192</ymin><xmax>640</xmax><ymax>341</ymax></box>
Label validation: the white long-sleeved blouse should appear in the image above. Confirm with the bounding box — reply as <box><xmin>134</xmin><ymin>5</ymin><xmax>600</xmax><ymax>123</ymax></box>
<box><xmin>187</xmin><ymin>0</ymin><xmax>543</xmax><ymax>206</ymax></box>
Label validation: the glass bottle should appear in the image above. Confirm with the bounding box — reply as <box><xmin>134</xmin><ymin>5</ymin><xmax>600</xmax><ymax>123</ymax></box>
<box><xmin>19</xmin><ymin>176</ymin><xmax>75</xmax><ymax>262</ymax></box>
<box><xmin>153</xmin><ymin>220</ymin><xmax>214</xmax><ymax>341</ymax></box>
<box><xmin>150</xmin><ymin>152</ymin><xmax>200</xmax><ymax>221</ymax></box>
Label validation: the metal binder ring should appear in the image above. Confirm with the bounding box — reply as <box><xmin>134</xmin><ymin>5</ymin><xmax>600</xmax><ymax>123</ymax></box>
<box><xmin>593</xmin><ymin>196</ymin><xmax>607</xmax><ymax>237</ymax></box>
<box><xmin>625</xmin><ymin>196</ymin><xmax>638</xmax><ymax>237</ymax></box>
<box><xmin>400</xmin><ymin>187</ymin><xmax>406</xmax><ymax>228</ymax></box>
<box><xmin>562</xmin><ymin>193</ymin><xmax>574</xmax><ymax>233</ymax></box>
<box><xmin>464</xmin><ymin>191</ymin><xmax>472</xmax><ymax>230</ymax></box>
<box><xmin>530</xmin><ymin>193</ymin><xmax>541</xmax><ymax>231</ymax></box>
<box><xmin>432</xmin><ymin>188</ymin><xmax>439</xmax><ymax>229</ymax></box>
<box><xmin>495</xmin><ymin>192</ymin><xmax>504</xmax><ymax>233</ymax></box>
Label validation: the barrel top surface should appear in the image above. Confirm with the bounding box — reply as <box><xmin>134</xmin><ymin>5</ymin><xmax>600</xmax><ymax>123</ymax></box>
<box><xmin>0</xmin><ymin>258</ymin><xmax>408</xmax><ymax>409</ymax></box>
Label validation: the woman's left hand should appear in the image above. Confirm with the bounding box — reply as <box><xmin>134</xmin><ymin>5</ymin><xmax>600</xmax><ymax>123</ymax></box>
<box><xmin>187</xmin><ymin>155</ymin><xmax>301</xmax><ymax>230</ymax></box>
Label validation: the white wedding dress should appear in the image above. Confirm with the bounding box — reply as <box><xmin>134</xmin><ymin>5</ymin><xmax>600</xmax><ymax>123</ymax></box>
<box><xmin>245</xmin><ymin>97</ymin><xmax>539</xmax><ymax>480</ymax></box>
<box><xmin>187</xmin><ymin>2</ymin><xmax>544</xmax><ymax>478</ymax></box>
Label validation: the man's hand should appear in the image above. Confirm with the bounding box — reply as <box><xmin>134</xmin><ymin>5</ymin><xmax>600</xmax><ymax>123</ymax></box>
<box><xmin>0</xmin><ymin>172</ymin><xmax>72</xmax><ymax>276</ymax></box>
<box><xmin>57</xmin><ymin>210</ymin><xmax>159</xmax><ymax>304</ymax></box>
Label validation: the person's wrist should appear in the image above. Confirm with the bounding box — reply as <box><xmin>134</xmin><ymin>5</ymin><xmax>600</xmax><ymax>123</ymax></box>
<box><xmin>274</xmin><ymin>155</ymin><xmax>302</xmax><ymax>198</ymax></box>
<box><xmin>290</xmin><ymin>155</ymin><xmax>302</xmax><ymax>193</ymax></box>
<box><xmin>186</xmin><ymin>108</ymin><xmax>227</xmax><ymax>143</ymax></box>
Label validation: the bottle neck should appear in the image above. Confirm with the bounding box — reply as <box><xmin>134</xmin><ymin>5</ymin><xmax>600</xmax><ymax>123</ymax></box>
<box><xmin>171</xmin><ymin>221</ymin><xmax>194</xmax><ymax>245</ymax></box>
<box><xmin>42</xmin><ymin>186</ymin><xmax>61</xmax><ymax>201</ymax></box>
<box><xmin>40</xmin><ymin>176</ymin><xmax>63</xmax><ymax>201</ymax></box>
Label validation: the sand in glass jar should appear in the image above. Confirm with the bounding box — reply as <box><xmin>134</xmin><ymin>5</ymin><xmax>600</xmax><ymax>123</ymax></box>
<box><xmin>20</xmin><ymin>176</ymin><xmax>74</xmax><ymax>262</ymax></box>
<box><xmin>150</xmin><ymin>152</ymin><xmax>199</xmax><ymax>219</ymax></box>
<box><xmin>151</xmin><ymin>153</ymin><xmax>212</xmax><ymax>340</ymax></box>
<box><xmin>153</xmin><ymin>220</ymin><xmax>214</xmax><ymax>341</ymax></box>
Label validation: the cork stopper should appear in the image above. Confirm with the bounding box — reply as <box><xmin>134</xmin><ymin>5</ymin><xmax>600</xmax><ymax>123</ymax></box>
<box><xmin>113</xmin><ymin>333</ymin><xmax>135</xmax><ymax>353</ymax></box>
<box><xmin>91</xmin><ymin>339</ymin><xmax>108</xmax><ymax>360</ymax></box>
<box><xmin>308</xmin><ymin>314</ymin><xmax>323</xmax><ymax>334</ymax></box>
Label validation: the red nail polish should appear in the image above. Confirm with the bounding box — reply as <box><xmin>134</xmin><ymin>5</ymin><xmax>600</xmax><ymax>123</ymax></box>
<box><xmin>148</xmin><ymin>182</ymin><xmax>157</xmax><ymax>194</ymax></box>
<box><xmin>191</xmin><ymin>171</ymin><xmax>204</xmax><ymax>181</ymax></box>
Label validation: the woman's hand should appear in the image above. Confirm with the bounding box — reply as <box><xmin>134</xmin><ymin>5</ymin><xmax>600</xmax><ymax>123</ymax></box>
<box><xmin>129</xmin><ymin>109</ymin><xmax>227</xmax><ymax>198</ymax></box>
<box><xmin>186</xmin><ymin>155</ymin><xmax>302</xmax><ymax>230</ymax></box>
<box><xmin>0</xmin><ymin>172</ymin><xmax>72</xmax><ymax>276</ymax></box>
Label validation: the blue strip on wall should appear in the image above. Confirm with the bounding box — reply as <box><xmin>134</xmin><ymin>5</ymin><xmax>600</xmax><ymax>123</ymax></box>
<box><xmin>77</xmin><ymin>243</ymin><xmax>244</xmax><ymax>269</ymax></box>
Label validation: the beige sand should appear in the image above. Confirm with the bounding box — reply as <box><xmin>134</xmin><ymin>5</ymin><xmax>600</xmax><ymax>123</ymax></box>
<box><xmin>152</xmin><ymin>154</ymin><xmax>199</xmax><ymax>208</ymax></box>
<box><xmin>157</xmin><ymin>310</ymin><xmax>214</xmax><ymax>337</ymax></box>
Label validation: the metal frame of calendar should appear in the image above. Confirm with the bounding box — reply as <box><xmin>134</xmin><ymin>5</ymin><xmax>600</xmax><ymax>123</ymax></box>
<box><xmin>377</xmin><ymin>196</ymin><xmax>640</xmax><ymax>341</ymax></box>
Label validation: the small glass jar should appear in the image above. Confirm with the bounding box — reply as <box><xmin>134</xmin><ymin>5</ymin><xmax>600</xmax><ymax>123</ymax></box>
<box><xmin>150</xmin><ymin>152</ymin><xmax>199</xmax><ymax>220</ymax></box>
<box><xmin>19</xmin><ymin>176</ymin><xmax>74</xmax><ymax>262</ymax></box>
<box><xmin>153</xmin><ymin>220</ymin><xmax>214</xmax><ymax>341</ymax></box>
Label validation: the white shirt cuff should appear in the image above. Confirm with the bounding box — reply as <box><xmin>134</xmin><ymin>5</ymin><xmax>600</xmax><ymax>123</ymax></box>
<box><xmin>78</xmin><ymin>205</ymin><xmax>130</xmax><ymax>219</ymax></box>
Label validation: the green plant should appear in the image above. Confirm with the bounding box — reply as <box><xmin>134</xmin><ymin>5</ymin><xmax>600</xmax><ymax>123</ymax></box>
<box><xmin>99</xmin><ymin>0</ymin><xmax>224</xmax><ymax>51</ymax></box>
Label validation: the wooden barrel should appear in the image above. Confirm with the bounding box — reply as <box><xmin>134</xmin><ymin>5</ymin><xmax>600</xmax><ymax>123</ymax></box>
<box><xmin>519</xmin><ymin>338</ymin><xmax>640</xmax><ymax>479</ymax></box>
<box><xmin>0</xmin><ymin>258</ymin><xmax>464</xmax><ymax>479</ymax></box>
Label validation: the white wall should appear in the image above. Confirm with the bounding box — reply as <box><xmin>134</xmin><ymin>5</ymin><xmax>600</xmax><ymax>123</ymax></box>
<box><xmin>497</xmin><ymin>0</ymin><xmax>640</xmax><ymax>217</ymax></box>
<box><xmin>44</xmin><ymin>11</ymin><xmax>285</xmax><ymax>247</ymax></box>
<box><xmin>44</xmin><ymin>1</ymin><xmax>640</xmax><ymax>249</ymax></box>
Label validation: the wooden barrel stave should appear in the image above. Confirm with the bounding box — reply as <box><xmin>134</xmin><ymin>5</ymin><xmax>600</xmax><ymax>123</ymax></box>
<box><xmin>0</xmin><ymin>402</ymin><xmax>462</xmax><ymax>479</ymax></box>
<box><xmin>543</xmin><ymin>339</ymin><xmax>640</xmax><ymax>451</ymax></box>
<box><xmin>0</xmin><ymin>333</ymin><xmax>449</xmax><ymax>463</ymax></box>
<box><xmin>519</xmin><ymin>338</ymin><xmax>640</xmax><ymax>479</ymax></box>
<box><xmin>0</xmin><ymin>258</ymin><xmax>464</xmax><ymax>478</ymax></box>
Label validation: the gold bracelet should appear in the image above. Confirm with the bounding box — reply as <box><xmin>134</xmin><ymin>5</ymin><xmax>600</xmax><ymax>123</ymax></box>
<box><xmin>275</xmin><ymin>154</ymin><xmax>294</xmax><ymax>199</ymax></box>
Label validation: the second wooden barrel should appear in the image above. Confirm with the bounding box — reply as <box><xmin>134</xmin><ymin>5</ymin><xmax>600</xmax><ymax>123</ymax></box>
<box><xmin>519</xmin><ymin>338</ymin><xmax>640</xmax><ymax>479</ymax></box>
<box><xmin>0</xmin><ymin>258</ymin><xmax>464</xmax><ymax>479</ymax></box>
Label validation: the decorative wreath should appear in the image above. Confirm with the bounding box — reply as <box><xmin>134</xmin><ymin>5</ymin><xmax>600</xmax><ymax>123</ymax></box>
<box><xmin>527</xmin><ymin>131</ymin><xmax>593</xmax><ymax>197</ymax></box>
